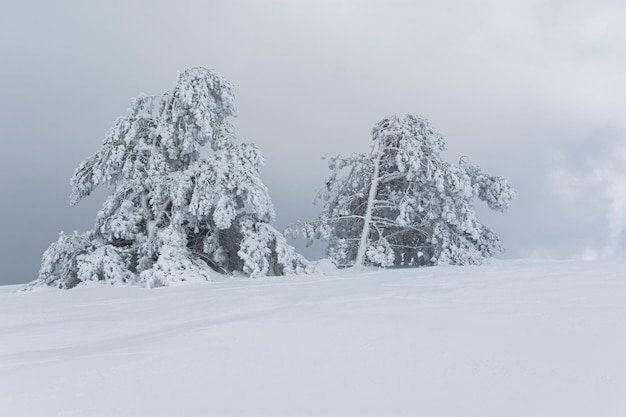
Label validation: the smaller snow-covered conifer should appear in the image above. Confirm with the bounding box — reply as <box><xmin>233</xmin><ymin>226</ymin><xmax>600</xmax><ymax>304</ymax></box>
<box><xmin>292</xmin><ymin>114</ymin><xmax>515</xmax><ymax>268</ymax></box>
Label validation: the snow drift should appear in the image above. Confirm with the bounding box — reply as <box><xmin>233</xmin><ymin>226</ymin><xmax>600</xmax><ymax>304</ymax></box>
<box><xmin>2</xmin><ymin>259</ymin><xmax>625</xmax><ymax>416</ymax></box>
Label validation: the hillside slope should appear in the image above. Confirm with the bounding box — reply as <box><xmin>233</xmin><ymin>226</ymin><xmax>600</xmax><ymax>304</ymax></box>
<box><xmin>1</xmin><ymin>259</ymin><xmax>625</xmax><ymax>416</ymax></box>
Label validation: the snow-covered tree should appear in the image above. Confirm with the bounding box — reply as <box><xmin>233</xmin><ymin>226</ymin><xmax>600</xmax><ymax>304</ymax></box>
<box><xmin>35</xmin><ymin>68</ymin><xmax>309</xmax><ymax>289</ymax></box>
<box><xmin>293</xmin><ymin>114</ymin><xmax>515</xmax><ymax>268</ymax></box>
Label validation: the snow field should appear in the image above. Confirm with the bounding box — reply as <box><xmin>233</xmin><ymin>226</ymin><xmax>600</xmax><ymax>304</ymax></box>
<box><xmin>1</xmin><ymin>259</ymin><xmax>625</xmax><ymax>416</ymax></box>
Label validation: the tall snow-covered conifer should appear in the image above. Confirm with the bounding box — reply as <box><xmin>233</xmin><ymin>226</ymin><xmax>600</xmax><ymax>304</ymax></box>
<box><xmin>294</xmin><ymin>114</ymin><xmax>515</xmax><ymax>268</ymax></box>
<box><xmin>36</xmin><ymin>68</ymin><xmax>308</xmax><ymax>288</ymax></box>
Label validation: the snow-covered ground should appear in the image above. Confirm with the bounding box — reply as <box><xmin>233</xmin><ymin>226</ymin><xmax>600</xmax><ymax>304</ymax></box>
<box><xmin>1</xmin><ymin>259</ymin><xmax>625</xmax><ymax>417</ymax></box>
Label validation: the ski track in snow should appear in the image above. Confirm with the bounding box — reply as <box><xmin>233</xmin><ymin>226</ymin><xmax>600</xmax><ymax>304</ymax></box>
<box><xmin>1</xmin><ymin>259</ymin><xmax>625</xmax><ymax>417</ymax></box>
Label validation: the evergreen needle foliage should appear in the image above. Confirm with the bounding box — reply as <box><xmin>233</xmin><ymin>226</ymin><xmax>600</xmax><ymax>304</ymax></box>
<box><xmin>36</xmin><ymin>68</ymin><xmax>308</xmax><ymax>288</ymax></box>
<box><xmin>292</xmin><ymin>114</ymin><xmax>515</xmax><ymax>268</ymax></box>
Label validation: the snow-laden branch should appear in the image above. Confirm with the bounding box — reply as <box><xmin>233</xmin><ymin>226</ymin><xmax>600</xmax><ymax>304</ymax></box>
<box><xmin>293</xmin><ymin>113</ymin><xmax>515</xmax><ymax>268</ymax></box>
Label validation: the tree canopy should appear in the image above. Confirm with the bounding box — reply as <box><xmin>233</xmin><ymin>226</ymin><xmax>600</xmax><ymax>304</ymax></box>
<box><xmin>293</xmin><ymin>114</ymin><xmax>515</xmax><ymax>268</ymax></box>
<box><xmin>36</xmin><ymin>68</ymin><xmax>308</xmax><ymax>288</ymax></box>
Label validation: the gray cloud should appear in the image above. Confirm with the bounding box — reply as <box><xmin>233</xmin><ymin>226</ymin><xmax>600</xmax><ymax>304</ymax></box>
<box><xmin>1</xmin><ymin>0</ymin><xmax>625</xmax><ymax>284</ymax></box>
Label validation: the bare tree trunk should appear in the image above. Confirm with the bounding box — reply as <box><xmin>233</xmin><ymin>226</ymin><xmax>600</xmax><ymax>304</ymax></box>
<box><xmin>354</xmin><ymin>142</ymin><xmax>382</xmax><ymax>267</ymax></box>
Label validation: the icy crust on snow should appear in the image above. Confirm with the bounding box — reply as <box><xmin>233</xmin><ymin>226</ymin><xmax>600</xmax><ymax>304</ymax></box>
<box><xmin>2</xmin><ymin>259</ymin><xmax>626</xmax><ymax>417</ymax></box>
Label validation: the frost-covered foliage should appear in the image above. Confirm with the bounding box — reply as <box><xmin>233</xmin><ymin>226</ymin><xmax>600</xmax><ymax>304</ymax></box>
<box><xmin>35</xmin><ymin>68</ymin><xmax>308</xmax><ymax>289</ymax></box>
<box><xmin>293</xmin><ymin>114</ymin><xmax>515</xmax><ymax>268</ymax></box>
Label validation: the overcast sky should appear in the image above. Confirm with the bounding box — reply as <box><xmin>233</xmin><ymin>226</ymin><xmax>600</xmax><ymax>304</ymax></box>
<box><xmin>1</xmin><ymin>0</ymin><xmax>625</xmax><ymax>285</ymax></box>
